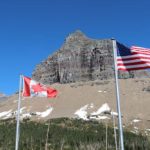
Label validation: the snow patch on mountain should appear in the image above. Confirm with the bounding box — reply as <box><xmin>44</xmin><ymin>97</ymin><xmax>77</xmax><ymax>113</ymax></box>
<box><xmin>91</xmin><ymin>103</ymin><xmax>111</xmax><ymax>116</ymax></box>
<box><xmin>21</xmin><ymin>113</ymin><xmax>32</xmax><ymax>119</ymax></box>
<box><xmin>0</xmin><ymin>106</ymin><xmax>53</xmax><ymax>120</ymax></box>
<box><xmin>0</xmin><ymin>110</ymin><xmax>12</xmax><ymax>118</ymax></box>
<box><xmin>74</xmin><ymin>104</ymin><xmax>90</xmax><ymax>120</ymax></box>
<box><xmin>74</xmin><ymin>103</ymin><xmax>117</xmax><ymax>121</ymax></box>
<box><xmin>132</xmin><ymin>119</ymin><xmax>141</xmax><ymax>123</ymax></box>
<box><xmin>36</xmin><ymin>107</ymin><xmax>53</xmax><ymax>118</ymax></box>
<box><xmin>111</xmin><ymin>111</ymin><xmax>118</xmax><ymax>116</ymax></box>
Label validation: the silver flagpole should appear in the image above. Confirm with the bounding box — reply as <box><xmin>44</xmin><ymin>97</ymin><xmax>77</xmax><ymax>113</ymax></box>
<box><xmin>112</xmin><ymin>111</ymin><xmax>118</xmax><ymax>150</ymax></box>
<box><xmin>112</xmin><ymin>39</ymin><xmax>124</xmax><ymax>150</ymax></box>
<box><xmin>15</xmin><ymin>75</ymin><xmax>23</xmax><ymax>150</ymax></box>
<box><xmin>105</xmin><ymin>121</ymin><xmax>108</xmax><ymax>150</ymax></box>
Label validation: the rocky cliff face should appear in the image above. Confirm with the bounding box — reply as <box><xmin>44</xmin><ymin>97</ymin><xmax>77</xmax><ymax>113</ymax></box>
<box><xmin>32</xmin><ymin>30</ymin><xmax>149</xmax><ymax>84</ymax></box>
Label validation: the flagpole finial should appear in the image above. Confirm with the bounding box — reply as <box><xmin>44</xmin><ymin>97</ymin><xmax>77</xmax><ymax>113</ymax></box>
<box><xmin>111</xmin><ymin>38</ymin><xmax>115</xmax><ymax>40</ymax></box>
<box><xmin>20</xmin><ymin>74</ymin><xmax>23</xmax><ymax>77</ymax></box>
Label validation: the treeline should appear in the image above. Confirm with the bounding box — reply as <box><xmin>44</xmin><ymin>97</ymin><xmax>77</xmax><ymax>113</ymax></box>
<box><xmin>0</xmin><ymin>118</ymin><xmax>149</xmax><ymax>150</ymax></box>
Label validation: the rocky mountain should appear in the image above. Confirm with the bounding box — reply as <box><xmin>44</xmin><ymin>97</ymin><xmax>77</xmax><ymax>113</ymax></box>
<box><xmin>33</xmin><ymin>30</ymin><xmax>149</xmax><ymax>85</ymax></box>
<box><xmin>0</xmin><ymin>31</ymin><xmax>150</xmax><ymax>135</ymax></box>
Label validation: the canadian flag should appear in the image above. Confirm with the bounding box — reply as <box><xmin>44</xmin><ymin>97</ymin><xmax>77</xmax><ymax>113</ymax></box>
<box><xmin>22</xmin><ymin>76</ymin><xmax>57</xmax><ymax>98</ymax></box>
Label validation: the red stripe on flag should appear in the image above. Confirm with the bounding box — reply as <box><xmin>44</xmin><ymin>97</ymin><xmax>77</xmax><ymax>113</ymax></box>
<box><xmin>23</xmin><ymin>76</ymin><xmax>31</xmax><ymax>97</ymax></box>
<box><xmin>117</xmin><ymin>61</ymin><xmax>150</xmax><ymax>66</ymax></box>
<box><xmin>118</xmin><ymin>66</ymin><xmax>150</xmax><ymax>71</ymax></box>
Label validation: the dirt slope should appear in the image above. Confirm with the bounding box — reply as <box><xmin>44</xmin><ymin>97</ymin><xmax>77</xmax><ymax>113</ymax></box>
<box><xmin>0</xmin><ymin>78</ymin><xmax>150</xmax><ymax>130</ymax></box>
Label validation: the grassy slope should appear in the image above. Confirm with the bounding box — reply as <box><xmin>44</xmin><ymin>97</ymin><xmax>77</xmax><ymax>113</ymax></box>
<box><xmin>0</xmin><ymin>118</ymin><xmax>149</xmax><ymax>150</ymax></box>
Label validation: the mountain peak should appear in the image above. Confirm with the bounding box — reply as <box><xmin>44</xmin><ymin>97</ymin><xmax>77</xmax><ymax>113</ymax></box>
<box><xmin>65</xmin><ymin>30</ymin><xmax>88</xmax><ymax>42</ymax></box>
<box><xmin>71</xmin><ymin>30</ymin><xmax>86</xmax><ymax>36</ymax></box>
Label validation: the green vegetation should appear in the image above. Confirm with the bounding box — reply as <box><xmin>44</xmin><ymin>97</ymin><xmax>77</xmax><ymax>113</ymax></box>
<box><xmin>0</xmin><ymin>118</ymin><xmax>149</xmax><ymax>150</ymax></box>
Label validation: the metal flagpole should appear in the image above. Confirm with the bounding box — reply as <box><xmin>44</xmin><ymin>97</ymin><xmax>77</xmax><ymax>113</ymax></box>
<box><xmin>105</xmin><ymin>121</ymin><xmax>108</xmax><ymax>150</ymax></box>
<box><xmin>112</xmin><ymin>111</ymin><xmax>118</xmax><ymax>150</ymax></box>
<box><xmin>45</xmin><ymin>121</ymin><xmax>50</xmax><ymax>150</ymax></box>
<box><xmin>112</xmin><ymin>39</ymin><xmax>124</xmax><ymax>150</ymax></box>
<box><xmin>15</xmin><ymin>75</ymin><xmax>23</xmax><ymax>150</ymax></box>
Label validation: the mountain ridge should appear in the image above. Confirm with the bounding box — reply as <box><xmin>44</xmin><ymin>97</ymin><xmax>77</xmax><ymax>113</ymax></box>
<box><xmin>32</xmin><ymin>30</ymin><xmax>150</xmax><ymax>85</ymax></box>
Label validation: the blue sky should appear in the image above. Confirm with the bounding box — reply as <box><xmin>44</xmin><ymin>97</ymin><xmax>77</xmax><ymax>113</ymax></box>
<box><xmin>0</xmin><ymin>0</ymin><xmax>150</xmax><ymax>95</ymax></box>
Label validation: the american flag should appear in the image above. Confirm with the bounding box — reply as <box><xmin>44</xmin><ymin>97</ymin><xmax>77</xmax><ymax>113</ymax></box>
<box><xmin>117</xmin><ymin>43</ymin><xmax>150</xmax><ymax>71</ymax></box>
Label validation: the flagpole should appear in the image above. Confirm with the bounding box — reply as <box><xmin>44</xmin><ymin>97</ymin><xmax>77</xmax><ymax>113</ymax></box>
<box><xmin>112</xmin><ymin>39</ymin><xmax>124</xmax><ymax>150</ymax></box>
<box><xmin>15</xmin><ymin>75</ymin><xmax>23</xmax><ymax>150</ymax></box>
<box><xmin>105</xmin><ymin>121</ymin><xmax>108</xmax><ymax>150</ymax></box>
<box><xmin>112</xmin><ymin>111</ymin><xmax>118</xmax><ymax>150</ymax></box>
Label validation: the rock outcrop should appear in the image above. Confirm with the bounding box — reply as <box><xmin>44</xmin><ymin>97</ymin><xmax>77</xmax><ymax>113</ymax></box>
<box><xmin>32</xmin><ymin>30</ymin><xmax>149</xmax><ymax>84</ymax></box>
